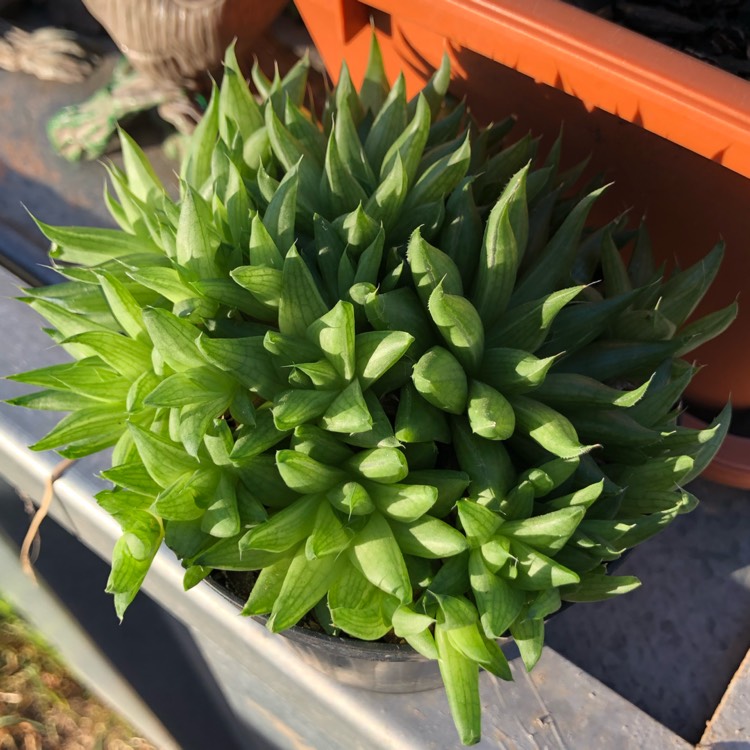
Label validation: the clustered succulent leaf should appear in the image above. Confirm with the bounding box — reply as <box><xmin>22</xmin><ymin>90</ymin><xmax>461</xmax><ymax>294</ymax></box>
<box><xmin>10</xmin><ymin>39</ymin><xmax>735</xmax><ymax>745</ymax></box>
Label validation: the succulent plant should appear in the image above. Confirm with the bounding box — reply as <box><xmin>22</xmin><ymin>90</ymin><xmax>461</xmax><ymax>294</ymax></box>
<box><xmin>9</xmin><ymin>39</ymin><xmax>736</xmax><ymax>744</ymax></box>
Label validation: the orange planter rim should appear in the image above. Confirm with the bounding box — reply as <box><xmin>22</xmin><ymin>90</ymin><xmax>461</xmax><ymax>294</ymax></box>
<box><xmin>351</xmin><ymin>0</ymin><xmax>750</xmax><ymax>180</ymax></box>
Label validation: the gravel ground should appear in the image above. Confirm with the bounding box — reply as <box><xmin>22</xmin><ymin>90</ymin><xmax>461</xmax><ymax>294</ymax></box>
<box><xmin>0</xmin><ymin>597</ymin><xmax>157</xmax><ymax>750</ymax></box>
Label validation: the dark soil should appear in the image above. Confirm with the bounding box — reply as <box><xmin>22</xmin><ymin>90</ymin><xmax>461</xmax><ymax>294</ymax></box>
<box><xmin>564</xmin><ymin>1</ymin><xmax>750</xmax><ymax>79</ymax></box>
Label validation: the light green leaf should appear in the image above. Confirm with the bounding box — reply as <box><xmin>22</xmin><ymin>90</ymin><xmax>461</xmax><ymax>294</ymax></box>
<box><xmin>95</xmin><ymin>270</ymin><xmax>147</xmax><ymax>342</ymax></box>
<box><xmin>404</xmin><ymin>629</ymin><xmax>440</xmax><ymax>660</ymax></box>
<box><xmin>143</xmin><ymin>367</ymin><xmax>233</xmax><ymax>408</ymax></box>
<box><xmin>512</xmin><ymin>186</ymin><xmax>606</xmax><ymax>306</ymax></box>
<box><xmin>446</xmin><ymin>620</ymin><xmax>511</xmax><ymax>680</ymax></box>
<box><xmin>127</xmin><ymin>267</ymin><xmax>193</xmax><ymax>305</ymax></box>
<box><xmin>562</xmin><ymin>572</ymin><xmax>641</xmax><ymax>602</ymax></box>
<box><xmin>231</xmin><ymin>409</ymin><xmax>290</xmax><ymax>463</ymax></box>
<box><xmin>30</xmin><ymin>406</ymin><xmax>126</xmax><ymax>457</ymax></box>
<box><xmin>178</xmin><ymin>398</ymin><xmax>231</xmax><ymax>457</ymax></box>
<box><xmin>381</xmin><ymin>93</ymin><xmax>430</xmax><ymax>187</ymax></box>
<box><xmin>176</xmin><ymin>185</ymin><xmax>219</xmax><ymax>277</ymax></box>
<box><xmin>406</xmin><ymin>469</ymin><xmax>470</xmax><ymax>518</ymax></box>
<box><xmin>180</xmin><ymin>82</ymin><xmax>219</xmax><ymax>190</ymax></box>
<box><xmin>101</xmin><ymin>461</ymin><xmax>160</xmax><ymax>497</ymax></box>
<box><xmin>435</xmin><ymin>622</ymin><xmax>481</xmax><ymax>746</ymax></box>
<box><xmin>405</xmin><ymin>131</ymin><xmax>471</xmax><ymax>209</ymax></box>
<box><xmin>142</xmin><ymin>309</ymin><xmax>204</xmax><ymax>372</ymax></box>
<box><xmin>200</xmin><ymin>336</ymin><xmax>282</xmax><ymax>399</ymax></box>
<box><xmin>509</xmin><ymin>395</ymin><xmax>594</xmax><ymax>459</ymax></box>
<box><xmin>544</xmin><ymin>481</ymin><xmax>604</xmax><ymax>511</ymax></box>
<box><xmin>346</xmin><ymin>448</ymin><xmax>408</xmax><ymax>484</ymax></box>
<box><xmin>6</xmin><ymin>389</ymin><xmax>102</xmax><ymax>412</ymax></box>
<box><xmin>348</xmin><ymin>512</ymin><xmax>411</xmax><ymax>603</ymax></box>
<box><xmin>9</xmin><ymin>361</ymin><xmax>127</xmax><ymax>403</ymax></box>
<box><xmin>534</xmin><ymin>372</ymin><xmax>651</xmax><ymax>409</ymax></box>
<box><xmin>305</xmin><ymin>501</ymin><xmax>352</xmax><ymax>559</ymax></box>
<box><xmin>26</xmin><ymin>298</ymin><xmax>111</xmax><ymax>343</ymax></box>
<box><xmin>345</xmin><ymin>391</ymin><xmax>400</xmax><ymax>449</ymax></box>
<box><xmin>230</xmin><ymin>266</ymin><xmax>282</xmax><ymax>309</ymax></box>
<box><xmin>276</xmin><ymin>450</ymin><xmax>347</xmax><ymax>493</ymax></box>
<box><xmin>365</xmin><ymin>286</ymin><xmax>436</xmax><ymax>356</ymax></box>
<box><xmin>412</xmin><ymin>346</ymin><xmax>467</xmax><ymax>415</ymax></box>
<box><xmin>35</xmin><ymin>220</ymin><xmax>161</xmax><ymax>265</ymax></box>
<box><xmin>354</xmin><ymin>330</ymin><xmax>414</xmax><ymax>389</ymax></box>
<box><xmin>488</xmin><ymin>285</ymin><xmax>584</xmax><ymax>352</ymax></box>
<box><xmin>469</xmin><ymin>549</ymin><xmax>525</xmax><ymax>638</ymax></box>
<box><xmin>391</xmin><ymin>516</ymin><xmax>468</xmax><ymax>559</ymax></box>
<box><xmin>428</xmin><ymin>283</ymin><xmax>484</xmax><ymax>373</ymax></box>
<box><xmin>154</xmin><ymin>471</ymin><xmax>206</xmax><ymax>521</ymax></box>
<box><xmin>323</xmin><ymin>126</ymin><xmax>368</xmax><ymax>214</ymax></box>
<box><xmin>106</xmin><ymin>522</ymin><xmax>163</xmax><ymax>620</ymax></box>
<box><xmin>509</xmin><ymin>616</ymin><xmax>544</xmax><ymax>671</ymax></box>
<box><xmin>326</xmin><ymin>480</ymin><xmax>375</xmax><ymax>517</ymax></box>
<box><xmin>479</xmin><ymin>348</ymin><xmax>557</xmax><ymax>394</ymax></box>
<box><xmin>366</xmin><ymin>482</ymin><xmax>437</xmax><ymax>523</ymax></box>
<box><xmin>452</xmin><ymin>417</ymin><xmax>515</xmax><ymax>507</ymax></box>
<box><xmin>328</xmin><ymin>565</ymin><xmax>397</xmax><ymax>641</ymax></box>
<box><xmin>472</xmin><ymin>164</ymin><xmax>528</xmax><ymax>323</ymax></box>
<box><xmin>263</xmin><ymin>164</ymin><xmax>299</xmax><ymax>254</ymax></box>
<box><xmin>188</xmin><ymin>533</ymin><xmax>278</xmax><ymax>570</ymax></box>
<box><xmin>307</xmin><ymin>301</ymin><xmax>356</xmax><ymax>381</ymax></box>
<box><xmin>392</xmin><ymin>604</ymin><xmax>436</xmax><ymax>637</ymax></box>
<box><xmin>359</xmin><ymin>33</ymin><xmax>390</xmax><ymax>114</ymax></box>
<box><xmin>363</xmin><ymin>151</ymin><xmax>408</xmax><ymax>230</ymax></box>
<box><xmin>128</xmin><ymin>423</ymin><xmax>199</xmax><ymax>489</ymax></box>
<box><xmin>268</xmin><ymin>545</ymin><xmax>340</xmax><ymax>632</ymax></box>
<box><xmin>407</xmin><ymin>228</ymin><xmax>463</xmax><ymax>308</ymax></box>
<box><xmin>272</xmin><ymin>389</ymin><xmax>337</xmax><ymax>431</ymax></box>
<box><xmin>395</xmin><ymin>383</ymin><xmax>451</xmax><ymax>444</ymax></box>
<box><xmin>467</xmin><ymin>380</ymin><xmax>515</xmax><ymax>440</ymax></box>
<box><xmin>220</xmin><ymin>42</ymin><xmax>264</xmax><ymax>137</ymax></box>
<box><xmin>505</xmin><ymin>539</ymin><xmax>580</xmax><ymax>590</ymax></box>
<box><xmin>117</xmin><ymin>126</ymin><xmax>165</xmax><ymax>203</ymax></box>
<box><xmin>242</xmin><ymin>553</ymin><xmax>294</xmax><ymax>615</ymax></box>
<box><xmin>290</xmin><ymin>424</ymin><xmax>353</xmax><ymax>465</ymax></box>
<box><xmin>279</xmin><ymin>245</ymin><xmax>329</xmax><ymax>337</ymax></box>
<box><xmin>242</xmin><ymin>494</ymin><xmax>321</xmax><ymax>553</ymax></box>
<box><xmin>501</xmin><ymin>507</ymin><xmax>585</xmax><ymax>554</ymax></box>
<box><xmin>456</xmin><ymin>500</ymin><xmax>503</xmax><ymax>547</ymax></box>
<box><xmin>365</xmin><ymin>73</ymin><xmax>407</xmax><ymax>172</ymax></box>
<box><xmin>520</xmin><ymin>456</ymin><xmax>580</xmax><ymax>498</ymax></box>
<box><xmin>320</xmin><ymin>380</ymin><xmax>372</xmax><ymax>434</ymax></box>
<box><xmin>194</xmin><ymin>278</ymin><xmax>273</xmax><ymax>319</ymax></box>
<box><xmin>63</xmin><ymin>332</ymin><xmax>151</xmax><ymax>382</ymax></box>
<box><xmin>248</xmin><ymin>213</ymin><xmax>283</xmax><ymax>269</ymax></box>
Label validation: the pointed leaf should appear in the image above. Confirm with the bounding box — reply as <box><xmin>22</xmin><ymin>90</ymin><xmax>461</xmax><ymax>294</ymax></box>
<box><xmin>348</xmin><ymin>512</ymin><xmax>411</xmax><ymax>603</ymax></box>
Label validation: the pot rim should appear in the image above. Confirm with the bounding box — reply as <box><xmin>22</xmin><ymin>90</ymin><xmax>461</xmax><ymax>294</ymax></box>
<box><xmin>205</xmin><ymin>574</ymin><xmax>430</xmax><ymax>663</ymax></box>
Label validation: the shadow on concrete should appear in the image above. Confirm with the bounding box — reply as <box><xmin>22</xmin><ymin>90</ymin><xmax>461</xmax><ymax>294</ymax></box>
<box><xmin>0</xmin><ymin>164</ymin><xmax>111</xmax><ymax>286</ymax></box>
<box><xmin>546</xmin><ymin>477</ymin><xmax>750</xmax><ymax>743</ymax></box>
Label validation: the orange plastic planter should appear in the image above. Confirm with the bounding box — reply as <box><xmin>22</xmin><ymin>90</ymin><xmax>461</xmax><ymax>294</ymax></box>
<box><xmin>295</xmin><ymin>0</ymin><xmax>750</xmax><ymax>413</ymax></box>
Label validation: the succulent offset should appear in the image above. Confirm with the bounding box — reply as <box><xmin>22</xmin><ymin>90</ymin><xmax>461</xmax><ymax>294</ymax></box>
<box><xmin>9</xmin><ymin>40</ymin><xmax>736</xmax><ymax>745</ymax></box>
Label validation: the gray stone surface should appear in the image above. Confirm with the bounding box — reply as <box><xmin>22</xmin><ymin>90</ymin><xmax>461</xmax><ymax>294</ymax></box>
<box><xmin>700</xmin><ymin>649</ymin><xmax>750</xmax><ymax>749</ymax></box>
<box><xmin>546</xmin><ymin>478</ymin><xmax>750</xmax><ymax>743</ymax></box>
